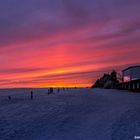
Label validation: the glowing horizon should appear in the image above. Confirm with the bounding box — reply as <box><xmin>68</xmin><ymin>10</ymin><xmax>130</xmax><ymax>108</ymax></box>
<box><xmin>0</xmin><ymin>0</ymin><xmax>140</xmax><ymax>88</ymax></box>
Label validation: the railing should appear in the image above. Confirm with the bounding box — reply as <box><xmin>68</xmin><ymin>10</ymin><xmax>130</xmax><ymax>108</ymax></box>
<box><xmin>117</xmin><ymin>79</ymin><xmax>140</xmax><ymax>92</ymax></box>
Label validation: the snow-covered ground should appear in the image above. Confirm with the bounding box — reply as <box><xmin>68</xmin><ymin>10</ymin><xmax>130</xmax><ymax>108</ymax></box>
<box><xmin>0</xmin><ymin>88</ymin><xmax>140</xmax><ymax>140</ymax></box>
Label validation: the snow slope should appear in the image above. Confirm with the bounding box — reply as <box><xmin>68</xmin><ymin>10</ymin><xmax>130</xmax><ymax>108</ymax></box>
<box><xmin>0</xmin><ymin>88</ymin><xmax>140</xmax><ymax>140</ymax></box>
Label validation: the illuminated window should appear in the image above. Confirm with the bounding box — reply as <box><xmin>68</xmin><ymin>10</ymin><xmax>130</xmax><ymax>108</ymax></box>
<box><xmin>123</xmin><ymin>76</ymin><xmax>131</xmax><ymax>82</ymax></box>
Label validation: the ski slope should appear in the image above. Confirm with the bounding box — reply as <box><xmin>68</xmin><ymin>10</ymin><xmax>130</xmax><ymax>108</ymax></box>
<box><xmin>0</xmin><ymin>88</ymin><xmax>140</xmax><ymax>140</ymax></box>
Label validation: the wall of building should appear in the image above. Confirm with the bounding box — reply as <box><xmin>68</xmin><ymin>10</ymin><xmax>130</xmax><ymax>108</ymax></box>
<box><xmin>123</xmin><ymin>67</ymin><xmax>140</xmax><ymax>82</ymax></box>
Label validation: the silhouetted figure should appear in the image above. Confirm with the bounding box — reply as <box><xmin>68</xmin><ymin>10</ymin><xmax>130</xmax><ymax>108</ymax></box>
<box><xmin>8</xmin><ymin>96</ymin><xmax>11</xmax><ymax>100</ymax></box>
<box><xmin>30</xmin><ymin>91</ymin><xmax>33</xmax><ymax>100</ymax></box>
<box><xmin>57</xmin><ymin>88</ymin><xmax>60</xmax><ymax>93</ymax></box>
<box><xmin>50</xmin><ymin>88</ymin><xmax>53</xmax><ymax>94</ymax></box>
<box><xmin>48</xmin><ymin>89</ymin><xmax>50</xmax><ymax>94</ymax></box>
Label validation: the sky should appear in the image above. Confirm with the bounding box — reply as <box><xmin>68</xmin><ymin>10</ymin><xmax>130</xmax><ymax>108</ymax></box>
<box><xmin>0</xmin><ymin>0</ymin><xmax>140</xmax><ymax>88</ymax></box>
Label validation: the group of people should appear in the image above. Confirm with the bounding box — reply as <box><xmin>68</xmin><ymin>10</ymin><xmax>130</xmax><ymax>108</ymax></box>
<box><xmin>48</xmin><ymin>88</ymin><xmax>54</xmax><ymax>94</ymax></box>
<box><xmin>30</xmin><ymin>88</ymin><xmax>54</xmax><ymax>100</ymax></box>
<box><xmin>8</xmin><ymin>88</ymin><xmax>68</xmax><ymax>100</ymax></box>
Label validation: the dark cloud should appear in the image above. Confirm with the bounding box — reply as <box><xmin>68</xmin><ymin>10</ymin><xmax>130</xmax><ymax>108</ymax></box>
<box><xmin>0</xmin><ymin>67</ymin><xmax>46</xmax><ymax>74</ymax></box>
<box><xmin>0</xmin><ymin>0</ymin><xmax>140</xmax><ymax>46</ymax></box>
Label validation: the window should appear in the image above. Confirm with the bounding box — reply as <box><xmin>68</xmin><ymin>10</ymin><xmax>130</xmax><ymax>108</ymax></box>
<box><xmin>123</xmin><ymin>75</ymin><xmax>131</xmax><ymax>82</ymax></box>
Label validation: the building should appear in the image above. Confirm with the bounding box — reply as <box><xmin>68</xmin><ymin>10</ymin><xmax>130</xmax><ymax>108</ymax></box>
<box><xmin>118</xmin><ymin>65</ymin><xmax>140</xmax><ymax>92</ymax></box>
<box><xmin>122</xmin><ymin>66</ymin><xmax>140</xmax><ymax>82</ymax></box>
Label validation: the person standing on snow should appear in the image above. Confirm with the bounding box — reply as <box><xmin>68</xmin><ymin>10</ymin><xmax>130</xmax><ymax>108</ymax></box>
<box><xmin>30</xmin><ymin>91</ymin><xmax>33</xmax><ymax>100</ymax></box>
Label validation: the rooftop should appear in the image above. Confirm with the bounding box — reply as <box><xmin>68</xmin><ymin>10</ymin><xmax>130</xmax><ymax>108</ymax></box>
<box><xmin>122</xmin><ymin>65</ymin><xmax>140</xmax><ymax>72</ymax></box>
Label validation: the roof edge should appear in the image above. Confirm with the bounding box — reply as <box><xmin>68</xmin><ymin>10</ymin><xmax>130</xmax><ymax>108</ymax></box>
<box><xmin>122</xmin><ymin>65</ymin><xmax>140</xmax><ymax>72</ymax></box>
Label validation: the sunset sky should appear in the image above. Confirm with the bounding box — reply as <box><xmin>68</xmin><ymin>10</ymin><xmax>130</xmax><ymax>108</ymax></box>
<box><xmin>0</xmin><ymin>0</ymin><xmax>140</xmax><ymax>88</ymax></box>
